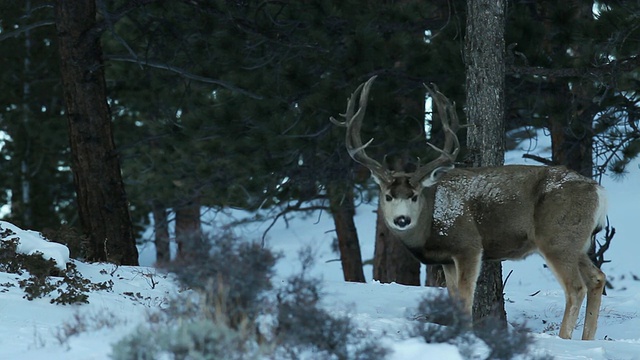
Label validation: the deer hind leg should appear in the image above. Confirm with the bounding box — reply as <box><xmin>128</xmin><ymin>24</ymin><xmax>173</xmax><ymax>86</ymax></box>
<box><xmin>578</xmin><ymin>255</ymin><xmax>606</xmax><ymax>340</ymax></box>
<box><xmin>543</xmin><ymin>254</ymin><xmax>587</xmax><ymax>340</ymax></box>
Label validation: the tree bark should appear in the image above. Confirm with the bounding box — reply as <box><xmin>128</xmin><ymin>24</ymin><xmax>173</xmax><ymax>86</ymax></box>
<box><xmin>465</xmin><ymin>0</ymin><xmax>507</xmax><ymax>324</ymax></box>
<box><xmin>175</xmin><ymin>198</ymin><xmax>202</xmax><ymax>260</ymax></box>
<box><xmin>152</xmin><ymin>202</ymin><xmax>170</xmax><ymax>265</ymax></box>
<box><xmin>373</xmin><ymin>204</ymin><xmax>420</xmax><ymax>285</ymax></box>
<box><xmin>544</xmin><ymin>1</ymin><xmax>595</xmax><ymax>179</ymax></box>
<box><xmin>328</xmin><ymin>184</ymin><xmax>366</xmax><ymax>283</ymax></box>
<box><xmin>55</xmin><ymin>1</ymin><xmax>138</xmax><ymax>265</ymax></box>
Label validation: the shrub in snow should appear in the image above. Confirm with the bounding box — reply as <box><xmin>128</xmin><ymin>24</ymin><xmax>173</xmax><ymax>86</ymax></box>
<box><xmin>0</xmin><ymin>221</ymin><xmax>69</xmax><ymax>270</ymax></box>
<box><xmin>274</xmin><ymin>248</ymin><xmax>389</xmax><ymax>360</ymax></box>
<box><xmin>111</xmin><ymin>319</ymin><xmax>265</xmax><ymax>360</ymax></box>
<box><xmin>412</xmin><ymin>292</ymin><xmax>472</xmax><ymax>340</ymax></box>
<box><xmin>165</xmin><ymin>230</ymin><xmax>280</xmax><ymax>328</ymax></box>
<box><xmin>54</xmin><ymin>309</ymin><xmax>125</xmax><ymax>346</ymax></box>
<box><xmin>410</xmin><ymin>294</ymin><xmax>550</xmax><ymax>360</ymax></box>
<box><xmin>113</xmin><ymin>233</ymin><xmax>388</xmax><ymax>360</ymax></box>
<box><xmin>0</xmin><ymin>229</ymin><xmax>112</xmax><ymax>304</ymax></box>
<box><xmin>473</xmin><ymin>316</ymin><xmax>550</xmax><ymax>360</ymax></box>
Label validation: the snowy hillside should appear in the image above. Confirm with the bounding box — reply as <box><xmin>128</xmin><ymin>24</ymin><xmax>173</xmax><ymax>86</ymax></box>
<box><xmin>1</xmin><ymin>146</ymin><xmax>639</xmax><ymax>359</ymax></box>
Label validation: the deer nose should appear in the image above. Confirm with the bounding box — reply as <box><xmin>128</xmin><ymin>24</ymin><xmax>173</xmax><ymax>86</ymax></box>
<box><xmin>393</xmin><ymin>216</ymin><xmax>411</xmax><ymax>228</ymax></box>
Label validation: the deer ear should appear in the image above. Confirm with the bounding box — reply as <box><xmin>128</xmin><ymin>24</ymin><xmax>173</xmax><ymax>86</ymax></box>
<box><xmin>421</xmin><ymin>165</ymin><xmax>454</xmax><ymax>187</ymax></box>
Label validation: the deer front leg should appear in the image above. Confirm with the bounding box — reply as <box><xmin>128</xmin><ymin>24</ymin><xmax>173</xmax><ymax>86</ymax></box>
<box><xmin>442</xmin><ymin>263</ymin><xmax>458</xmax><ymax>299</ymax></box>
<box><xmin>450</xmin><ymin>252</ymin><xmax>483</xmax><ymax>317</ymax></box>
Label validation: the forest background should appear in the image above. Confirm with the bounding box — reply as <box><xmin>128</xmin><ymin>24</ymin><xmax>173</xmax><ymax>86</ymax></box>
<box><xmin>1</xmin><ymin>0</ymin><xmax>639</xmax><ymax>312</ymax></box>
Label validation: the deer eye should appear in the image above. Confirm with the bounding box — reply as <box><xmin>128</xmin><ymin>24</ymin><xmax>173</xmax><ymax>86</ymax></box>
<box><xmin>385</xmin><ymin>194</ymin><xmax>393</xmax><ymax>202</ymax></box>
<box><xmin>411</xmin><ymin>195</ymin><xmax>418</xmax><ymax>202</ymax></box>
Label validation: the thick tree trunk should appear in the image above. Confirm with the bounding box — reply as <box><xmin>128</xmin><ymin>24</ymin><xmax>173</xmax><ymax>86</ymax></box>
<box><xmin>373</xmin><ymin>204</ymin><xmax>420</xmax><ymax>285</ymax></box>
<box><xmin>328</xmin><ymin>184</ymin><xmax>366</xmax><ymax>283</ymax></box>
<box><xmin>55</xmin><ymin>1</ymin><xmax>138</xmax><ymax>265</ymax></box>
<box><xmin>465</xmin><ymin>0</ymin><xmax>507</xmax><ymax>324</ymax></box>
<box><xmin>175</xmin><ymin>199</ymin><xmax>202</xmax><ymax>260</ymax></box>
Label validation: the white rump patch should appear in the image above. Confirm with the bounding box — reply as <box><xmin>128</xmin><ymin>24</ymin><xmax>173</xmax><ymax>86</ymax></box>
<box><xmin>593</xmin><ymin>186</ymin><xmax>608</xmax><ymax>231</ymax></box>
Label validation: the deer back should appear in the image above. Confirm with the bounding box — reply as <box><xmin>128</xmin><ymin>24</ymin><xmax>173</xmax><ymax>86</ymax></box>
<box><xmin>418</xmin><ymin>165</ymin><xmax>606</xmax><ymax>262</ymax></box>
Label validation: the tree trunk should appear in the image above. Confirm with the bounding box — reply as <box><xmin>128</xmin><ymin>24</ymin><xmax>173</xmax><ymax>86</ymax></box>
<box><xmin>538</xmin><ymin>0</ymin><xmax>595</xmax><ymax>179</ymax></box>
<box><xmin>328</xmin><ymin>184</ymin><xmax>366</xmax><ymax>283</ymax></box>
<box><xmin>373</xmin><ymin>204</ymin><xmax>420</xmax><ymax>285</ymax></box>
<box><xmin>175</xmin><ymin>198</ymin><xmax>202</xmax><ymax>260</ymax></box>
<box><xmin>465</xmin><ymin>0</ymin><xmax>507</xmax><ymax>324</ymax></box>
<box><xmin>55</xmin><ymin>1</ymin><xmax>138</xmax><ymax>265</ymax></box>
<box><xmin>152</xmin><ymin>202</ymin><xmax>170</xmax><ymax>265</ymax></box>
<box><xmin>19</xmin><ymin>0</ymin><xmax>33</xmax><ymax>228</ymax></box>
<box><xmin>549</xmin><ymin>102</ymin><xmax>594</xmax><ymax>177</ymax></box>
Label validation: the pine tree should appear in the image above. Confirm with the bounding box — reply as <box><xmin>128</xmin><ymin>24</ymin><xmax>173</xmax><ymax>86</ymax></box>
<box><xmin>55</xmin><ymin>0</ymin><xmax>138</xmax><ymax>265</ymax></box>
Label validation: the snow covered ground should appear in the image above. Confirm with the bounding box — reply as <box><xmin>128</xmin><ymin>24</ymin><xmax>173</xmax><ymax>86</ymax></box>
<box><xmin>1</xmin><ymin>142</ymin><xmax>639</xmax><ymax>359</ymax></box>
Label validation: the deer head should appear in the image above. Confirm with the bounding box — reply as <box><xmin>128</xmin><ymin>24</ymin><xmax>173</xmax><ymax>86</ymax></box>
<box><xmin>331</xmin><ymin>76</ymin><xmax>460</xmax><ymax>232</ymax></box>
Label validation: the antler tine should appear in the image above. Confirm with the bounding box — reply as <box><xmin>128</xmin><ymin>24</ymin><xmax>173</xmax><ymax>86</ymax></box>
<box><xmin>329</xmin><ymin>81</ymin><xmax>366</xmax><ymax>127</ymax></box>
<box><xmin>411</xmin><ymin>84</ymin><xmax>461</xmax><ymax>185</ymax></box>
<box><xmin>332</xmin><ymin>76</ymin><xmax>392</xmax><ymax>184</ymax></box>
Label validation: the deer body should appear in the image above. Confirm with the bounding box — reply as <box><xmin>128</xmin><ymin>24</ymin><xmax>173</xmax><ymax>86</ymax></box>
<box><xmin>391</xmin><ymin>165</ymin><xmax>606</xmax><ymax>264</ymax></box>
<box><xmin>332</xmin><ymin>76</ymin><xmax>607</xmax><ymax>340</ymax></box>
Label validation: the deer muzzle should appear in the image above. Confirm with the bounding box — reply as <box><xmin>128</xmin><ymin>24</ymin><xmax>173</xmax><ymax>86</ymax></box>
<box><xmin>393</xmin><ymin>215</ymin><xmax>412</xmax><ymax>228</ymax></box>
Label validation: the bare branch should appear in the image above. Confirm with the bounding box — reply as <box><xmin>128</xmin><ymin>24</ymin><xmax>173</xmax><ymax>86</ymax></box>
<box><xmin>0</xmin><ymin>20</ymin><xmax>55</xmax><ymax>42</ymax></box>
<box><xmin>521</xmin><ymin>153</ymin><xmax>555</xmax><ymax>166</ymax></box>
<box><xmin>593</xmin><ymin>221</ymin><xmax>615</xmax><ymax>270</ymax></box>
<box><xmin>94</xmin><ymin>0</ymin><xmax>160</xmax><ymax>31</ymax></box>
<box><xmin>260</xmin><ymin>201</ymin><xmax>328</xmax><ymax>246</ymax></box>
<box><xmin>105</xmin><ymin>55</ymin><xmax>264</xmax><ymax>99</ymax></box>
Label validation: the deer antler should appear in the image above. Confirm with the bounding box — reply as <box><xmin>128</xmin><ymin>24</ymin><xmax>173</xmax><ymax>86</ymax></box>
<box><xmin>410</xmin><ymin>84</ymin><xmax>461</xmax><ymax>186</ymax></box>
<box><xmin>331</xmin><ymin>76</ymin><xmax>393</xmax><ymax>184</ymax></box>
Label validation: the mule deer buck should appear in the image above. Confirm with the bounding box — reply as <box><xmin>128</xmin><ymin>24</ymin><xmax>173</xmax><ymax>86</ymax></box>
<box><xmin>331</xmin><ymin>76</ymin><xmax>607</xmax><ymax>340</ymax></box>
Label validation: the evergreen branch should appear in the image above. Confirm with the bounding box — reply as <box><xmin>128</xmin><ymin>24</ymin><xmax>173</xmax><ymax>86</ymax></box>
<box><xmin>507</xmin><ymin>56</ymin><xmax>640</xmax><ymax>78</ymax></box>
<box><xmin>593</xmin><ymin>130</ymin><xmax>640</xmax><ymax>179</ymax></box>
<box><xmin>104</xmin><ymin>55</ymin><xmax>264</xmax><ymax>100</ymax></box>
